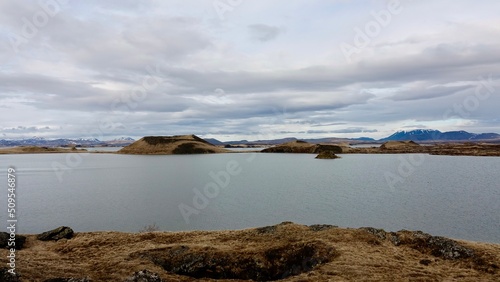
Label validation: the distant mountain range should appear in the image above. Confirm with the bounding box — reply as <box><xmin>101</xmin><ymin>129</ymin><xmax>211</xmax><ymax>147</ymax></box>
<box><xmin>0</xmin><ymin>137</ymin><xmax>135</xmax><ymax>147</ymax></box>
<box><xmin>205</xmin><ymin>136</ymin><xmax>376</xmax><ymax>146</ymax></box>
<box><xmin>208</xmin><ymin>129</ymin><xmax>500</xmax><ymax>145</ymax></box>
<box><xmin>1</xmin><ymin>130</ymin><xmax>499</xmax><ymax>148</ymax></box>
<box><xmin>379</xmin><ymin>130</ymin><xmax>500</xmax><ymax>142</ymax></box>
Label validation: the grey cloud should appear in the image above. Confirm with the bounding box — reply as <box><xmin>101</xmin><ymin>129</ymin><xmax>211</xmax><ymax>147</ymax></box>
<box><xmin>45</xmin><ymin>16</ymin><xmax>212</xmax><ymax>72</ymax></box>
<box><xmin>389</xmin><ymin>85</ymin><xmax>472</xmax><ymax>101</ymax></box>
<box><xmin>305</xmin><ymin>128</ymin><xmax>377</xmax><ymax>135</ymax></box>
<box><xmin>0</xmin><ymin>73</ymin><xmax>106</xmax><ymax>98</ymax></box>
<box><xmin>2</xmin><ymin>126</ymin><xmax>52</xmax><ymax>133</ymax></box>
<box><xmin>306</xmin><ymin>130</ymin><xmax>330</xmax><ymax>134</ymax></box>
<box><xmin>88</xmin><ymin>0</ymin><xmax>150</xmax><ymax>11</ymax></box>
<box><xmin>248</xmin><ymin>24</ymin><xmax>283</xmax><ymax>42</ymax></box>
<box><xmin>347</xmin><ymin>44</ymin><xmax>500</xmax><ymax>86</ymax></box>
<box><xmin>402</xmin><ymin>125</ymin><xmax>428</xmax><ymax>129</ymax></box>
<box><xmin>330</xmin><ymin>128</ymin><xmax>378</xmax><ymax>134</ymax></box>
<box><xmin>311</xmin><ymin>122</ymin><xmax>348</xmax><ymax>127</ymax></box>
<box><xmin>159</xmin><ymin>42</ymin><xmax>500</xmax><ymax>97</ymax></box>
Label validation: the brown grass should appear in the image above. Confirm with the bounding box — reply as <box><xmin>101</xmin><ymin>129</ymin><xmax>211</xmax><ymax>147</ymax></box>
<box><xmin>2</xmin><ymin>223</ymin><xmax>499</xmax><ymax>281</ymax></box>
<box><xmin>261</xmin><ymin>139</ymin><xmax>500</xmax><ymax>156</ymax></box>
<box><xmin>380</xmin><ymin>140</ymin><xmax>420</xmax><ymax>149</ymax></box>
<box><xmin>345</xmin><ymin>142</ymin><xmax>500</xmax><ymax>156</ymax></box>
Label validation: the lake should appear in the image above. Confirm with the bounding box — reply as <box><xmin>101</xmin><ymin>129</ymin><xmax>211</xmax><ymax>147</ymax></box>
<box><xmin>0</xmin><ymin>152</ymin><xmax>499</xmax><ymax>243</ymax></box>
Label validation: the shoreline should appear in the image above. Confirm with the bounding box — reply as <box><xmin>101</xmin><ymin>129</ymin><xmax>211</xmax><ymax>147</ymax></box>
<box><xmin>1</xmin><ymin>142</ymin><xmax>500</xmax><ymax>156</ymax></box>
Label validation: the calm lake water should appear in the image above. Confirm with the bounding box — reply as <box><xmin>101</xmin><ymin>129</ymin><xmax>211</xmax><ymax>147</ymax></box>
<box><xmin>0</xmin><ymin>153</ymin><xmax>499</xmax><ymax>243</ymax></box>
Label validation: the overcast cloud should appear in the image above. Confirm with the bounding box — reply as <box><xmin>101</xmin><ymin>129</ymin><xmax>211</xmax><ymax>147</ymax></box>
<box><xmin>1</xmin><ymin>0</ymin><xmax>499</xmax><ymax>141</ymax></box>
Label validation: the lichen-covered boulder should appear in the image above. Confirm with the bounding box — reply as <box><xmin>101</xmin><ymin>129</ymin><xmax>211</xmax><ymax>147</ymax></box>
<box><xmin>0</xmin><ymin>232</ymin><xmax>26</xmax><ymax>250</ymax></box>
<box><xmin>0</xmin><ymin>268</ymin><xmax>21</xmax><ymax>282</ymax></box>
<box><xmin>37</xmin><ymin>226</ymin><xmax>74</xmax><ymax>241</ymax></box>
<box><xmin>43</xmin><ymin>278</ymin><xmax>91</xmax><ymax>282</ymax></box>
<box><xmin>123</xmin><ymin>269</ymin><xmax>164</xmax><ymax>282</ymax></box>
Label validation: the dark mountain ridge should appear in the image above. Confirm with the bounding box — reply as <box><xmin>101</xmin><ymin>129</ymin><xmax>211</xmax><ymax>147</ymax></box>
<box><xmin>380</xmin><ymin>129</ymin><xmax>500</xmax><ymax>142</ymax></box>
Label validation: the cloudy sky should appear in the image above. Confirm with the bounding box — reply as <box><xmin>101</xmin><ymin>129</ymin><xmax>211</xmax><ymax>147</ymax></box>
<box><xmin>1</xmin><ymin>0</ymin><xmax>499</xmax><ymax>141</ymax></box>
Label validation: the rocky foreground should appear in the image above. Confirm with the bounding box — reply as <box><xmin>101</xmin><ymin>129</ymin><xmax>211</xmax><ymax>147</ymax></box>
<box><xmin>1</xmin><ymin>223</ymin><xmax>499</xmax><ymax>281</ymax></box>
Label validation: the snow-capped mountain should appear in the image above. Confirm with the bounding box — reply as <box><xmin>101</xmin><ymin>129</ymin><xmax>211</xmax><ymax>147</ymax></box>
<box><xmin>380</xmin><ymin>129</ymin><xmax>500</xmax><ymax>141</ymax></box>
<box><xmin>105</xmin><ymin>137</ymin><xmax>136</xmax><ymax>145</ymax></box>
<box><xmin>0</xmin><ymin>137</ymin><xmax>135</xmax><ymax>147</ymax></box>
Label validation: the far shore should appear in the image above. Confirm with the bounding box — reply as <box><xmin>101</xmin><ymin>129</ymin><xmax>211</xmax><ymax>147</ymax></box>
<box><xmin>1</xmin><ymin>140</ymin><xmax>500</xmax><ymax>157</ymax></box>
<box><xmin>0</xmin><ymin>146</ymin><xmax>89</xmax><ymax>154</ymax></box>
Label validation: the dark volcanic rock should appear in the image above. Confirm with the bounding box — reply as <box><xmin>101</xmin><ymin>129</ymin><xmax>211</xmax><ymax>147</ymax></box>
<box><xmin>43</xmin><ymin>279</ymin><xmax>91</xmax><ymax>282</ymax></box>
<box><xmin>0</xmin><ymin>268</ymin><xmax>20</xmax><ymax>282</ymax></box>
<box><xmin>37</xmin><ymin>226</ymin><xmax>74</xmax><ymax>241</ymax></box>
<box><xmin>360</xmin><ymin>227</ymin><xmax>387</xmax><ymax>240</ymax></box>
<box><xmin>123</xmin><ymin>269</ymin><xmax>164</xmax><ymax>282</ymax></box>
<box><xmin>391</xmin><ymin>230</ymin><xmax>474</xmax><ymax>260</ymax></box>
<box><xmin>359</xmin><ymin>228</ymin><xmax>499</xmax><ymax>272</ymax></box>
<box><xmin>420</xmin><ymin>259</ymin><xmax>432</xmax><ymax>266</ymax></box>
<box><xmin>261</xmin><ymin>141</ymin><xmax>316</xmax><ymax>153</ymax></box>
<box><xmin>255</xmin><ymin>225</ymin><xmax>277</xmax><ymax>234</ymax></box>
<box><xmin>309</xmin><ymin>224</ymin><xmax>338</xmax><ymax>232</ymax></box>
<box><xmin>135</xmin><ymin>241</ymin><xmax>337</xmax><ymax>281</ymax></box>
<box><xmin>315</xmin><ymin>151</ymin><xmax>340</xmax><ymax>159</ymax></box>
<box><xmin>427</xmin><ymin>235</ymin><xmax>475</xmax><ymax>259</ymax></box>
<box><xmin>1</xmin><ymin>232</ymin><xmax>11</xmax><ymax>247</ymax></box>
<box><xmin>313</xmin><ymin>144</ymin><xmax>343</xmax><ymax>154</ymax></box>
<box><xmin>172</xmin><ymin>143</ymin><xmax>216</xmax><ymax>154</ymax></box>
<box><xmin>262</xmin><ymin>141</ymin><xmax>344</xmax><ymax>155</ymax></box>
<box><xmin>388</xmin><ymin>232</ymin><xmax>401</xmax><ymax>246</ymax></box>
<box><xmin>0</xmin><ymin>232</ymin><xmax>26</xmax><ymax>250</ymax></box>
<box><xmin>254</xmin><ymin>222</ymin><xmax>296</xmax><ymax>234</ymax></box>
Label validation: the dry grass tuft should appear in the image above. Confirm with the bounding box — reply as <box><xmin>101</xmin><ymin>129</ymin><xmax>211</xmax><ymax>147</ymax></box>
<box><xmin>139</xmin><ymin>223</ymin><xmax>161</xmax><ymax>233</ymax></box>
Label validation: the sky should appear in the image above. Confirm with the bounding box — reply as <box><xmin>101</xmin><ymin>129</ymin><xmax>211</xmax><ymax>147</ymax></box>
<box><xmin>1</xmin><ymin>0</ymin><xmax>499</xmax><ymax>141</ymax></box>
